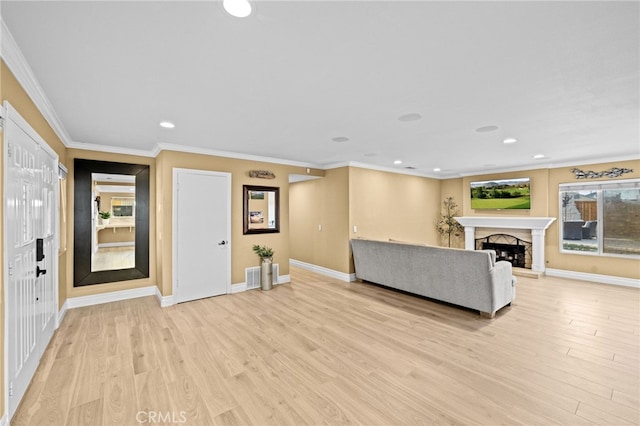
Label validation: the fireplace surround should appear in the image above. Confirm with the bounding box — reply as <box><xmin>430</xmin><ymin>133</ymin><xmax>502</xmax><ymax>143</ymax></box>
<box><xmin>455</xmin><ymin>217</ymin><xmax>556</xmax><ymax>272</ymax></box>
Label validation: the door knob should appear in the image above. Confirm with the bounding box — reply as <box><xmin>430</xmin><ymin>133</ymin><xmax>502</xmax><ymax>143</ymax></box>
<box><xmin>218</xmin><ymin>240</ymin><xmax>228</xmax><ymax>245</ymax></box>
<box><xmin>36</xmin><ymin>266</ymin><xmax>47</xmax><ymax>277</ymax></box>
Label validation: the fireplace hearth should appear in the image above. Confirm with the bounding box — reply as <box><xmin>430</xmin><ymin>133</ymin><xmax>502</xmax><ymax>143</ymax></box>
<box><xmin>475</xmin><ymin>234</ymin><xmax>532</xmax><ymax>269</ymax></box>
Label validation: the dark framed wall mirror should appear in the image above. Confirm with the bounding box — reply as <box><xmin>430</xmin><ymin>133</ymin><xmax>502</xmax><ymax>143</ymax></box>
<box><xmin>243</xmin><ymin>185</ymin><xmax>280</xmax><ymax>234</ymax></box>
<box><xmin>74</xmin><ymin>159</ymin><xmax>150</xmax><ymax>286</ymax></box>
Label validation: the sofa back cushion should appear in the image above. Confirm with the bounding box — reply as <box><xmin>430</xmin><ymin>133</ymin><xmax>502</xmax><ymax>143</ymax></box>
<box><xmin>351</xmin><ymin>238</ymin><xmax>496</xmax><ymax>307</ymax></box>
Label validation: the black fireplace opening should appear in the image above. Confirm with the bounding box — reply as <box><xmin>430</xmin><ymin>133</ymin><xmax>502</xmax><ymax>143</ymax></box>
<box><xmin>476</xmin><ymin>234</ymin><xmax>532</xmax><ymax>269</ymax></box>
<box><xmin>482</xmin><ymin>242</ymin><xmax>526</xmax><ymax>268</ymax></box>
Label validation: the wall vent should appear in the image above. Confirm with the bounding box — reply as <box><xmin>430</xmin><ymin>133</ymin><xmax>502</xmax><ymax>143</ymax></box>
<box><xmin>246</xmin><ymin>267</ymin><xmax>260</xmax><ymax>290</ymax></box>
<box><xmin>245</xmin><ymin>263</ymin><xmax>279</xmax><ymax>290</ymax></box>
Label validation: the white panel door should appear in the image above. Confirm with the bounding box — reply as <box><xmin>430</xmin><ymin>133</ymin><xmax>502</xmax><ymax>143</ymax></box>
<box><xmin>4</xmin><ymin>103</ymin><xmax>58</xmax><ymax>418</ymax></box>
<box><xmin>174</xmin><ymin>169</ymin><xmax>231</xmax><ymax>303</ymax></box>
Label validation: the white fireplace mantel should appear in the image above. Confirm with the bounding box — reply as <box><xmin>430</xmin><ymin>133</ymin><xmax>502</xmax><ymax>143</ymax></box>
<box><xmin>454</xmin><ymin>216</ymin><xmax>556</xmax><ymax>272</ymax></box>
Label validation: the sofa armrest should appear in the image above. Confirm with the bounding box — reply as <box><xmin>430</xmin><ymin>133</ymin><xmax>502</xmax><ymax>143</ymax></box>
<box><xmin>491</xmin><ymin>260</ymin><xmax>515</xmax><ymax>310</ymax></box>
<box><xmin>479</xmin><ymin>249</ymin><xmax>496</xmax><ymax>265</ymax></box>
<box><xmin>492</xmin><ymin>261</ymin><xmax>513</xmax><ymax>285</ymax></box>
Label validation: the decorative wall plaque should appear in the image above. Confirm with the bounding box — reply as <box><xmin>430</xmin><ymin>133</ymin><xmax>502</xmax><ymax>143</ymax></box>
<box><xmin>249</xmin><ymin>170</ymin><xmax>276</xmax><ymax>179</ymax></box>
<box><xmin>571</xmin><ymin>167</ymin><xmax>633</xmax><ymax>179</ymax></box>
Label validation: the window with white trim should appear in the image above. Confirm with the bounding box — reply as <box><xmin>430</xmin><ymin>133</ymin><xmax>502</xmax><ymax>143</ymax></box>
<box><xmin>559</xmin><ymin>179</ymin><xmax>640</xmax><ymax>257</ymax></box>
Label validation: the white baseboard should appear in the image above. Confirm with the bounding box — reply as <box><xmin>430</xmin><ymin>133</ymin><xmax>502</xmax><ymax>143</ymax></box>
<box><xmin>66</xmin><ymin>285</ymin><xmax>157</xmax><ymax>309</ymax></box>
<box><xmin>154</xmin><ymin>287</ymin><xmax>176</xmax><ymax>307</ymax></box>
<box><xmin>57</xmin><ymin>300</ymin><xmax>68</xmax><ymax>327</ymax></box>
<box><xmin>290</xmin><ymin>259</ymin><xmax>356</xmax><ymax>282</ymax></box>
<box><xmin>97</xmin><ymin>242</ymin><xmax>135</xmax><ymax>248</ymax></box>
<box><xmin>277</xmin><ymin>274</ymin><xmax>291</xmax><ymax>284</ymax></box>
<box><xmin>546</xmin><ymin>269</ymin><xmax>640</xmax><ymax>288</ymax></box>
<box><xmin>231</xmin><ymin>282</ymin><xmax>247</xmax><ymax>293</ymax></box>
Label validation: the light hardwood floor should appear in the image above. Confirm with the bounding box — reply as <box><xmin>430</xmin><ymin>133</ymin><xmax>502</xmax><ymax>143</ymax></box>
<box><xmin>12</xmin><ymin>267</ymin><xmax>640</xmax><ymax>425</ymax></box>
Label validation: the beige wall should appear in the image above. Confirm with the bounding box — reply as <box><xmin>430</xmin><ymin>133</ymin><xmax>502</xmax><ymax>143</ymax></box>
<box><xmin>349</xmin><ymin>167</ymin><xmax>441</xmax><ymax>245</ymax></box>
<box><xmin>460</xmin><ymin>168</ymin><xmax>550</xmax><ymax>217</ymax></box>
<box><xmin>1</xmin><ymin>60</ymin><xmax>68</xmax><ymax>421</ymax></box>
<box><xmin>97</xmin><ymin>191</ymin><xmax>135</xmax><ymax>216</ymax></box>
<box><xmin>290</xmin><ymin>167</ymin><xmax>351</xmax><ymax>273</ymax></box>
<box><xmin>98</xmin><ymin>227</ymin><xmax>135</xmax><ymax>244</ymax></box>
<box><xmin>290</xmin><ymin>167</ymin><xmax>442</xmax><ymax>274</ymax></box>
<box><xmin>155</xmin><ymin>152</ymin><xmax>166</xmax><ymax>299</ymax></box>
<box><xmin>155</xmin><ymin>150</ymin><xmax>298</xmax><ymax>296</ymax></box>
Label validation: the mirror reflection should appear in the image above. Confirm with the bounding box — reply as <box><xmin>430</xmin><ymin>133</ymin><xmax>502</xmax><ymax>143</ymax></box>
<box><xmin>91</xmin><ymin>173</ymin><xmax>136</xmax><ymax>272</ymax></box>
<box><xmin>243</xmin><ymin>185</ymin><xmax>280</xmax><ymax>234</ymax></box>
<box><xmin>74</xmin><ymin>159</ymin><xmax>149</xmax><ymax>286</ymax></box>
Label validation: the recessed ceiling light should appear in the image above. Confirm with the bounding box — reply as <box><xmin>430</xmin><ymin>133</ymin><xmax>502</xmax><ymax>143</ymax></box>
<box><xmin>398</xmin><ymin>113</ymin><xmax>422</xmax><ymax>122</ymax></box>
<box><xmin>331</xmin><ymin>136</ymin><xmax>350</xmax><ymax>143</ymax></box>
<box><xmin>533</xmin><ymin>154</ymin><xmax>545</xmax><ymax>159</ymax></box>
<box><xmin>160</xmin><ymin>121</ymin><xmax>175</xmax><ymax>129</ymax></box>
<box><xmin>433</xmin><ymin>168</ymin><xmax>441</xmax><ymax>172</ymax></box>
<box><xmin>223</xmin><ymin>0</ymin><xmax>252</xmax><ymax>18</ymax></box>
<box><xmin>394</xmin><ymin>160</ymin><xmax>403</xmax><ymax>165</ymax></box>
<box><xmin>503</xmin><ymin>137</ymin><xmax>517</xmax><ymax>144</ymax></box>
<box><xmin>475</xmin><ymin>125</ymin><xmax>499</xmax><ymax>133</ymax></box>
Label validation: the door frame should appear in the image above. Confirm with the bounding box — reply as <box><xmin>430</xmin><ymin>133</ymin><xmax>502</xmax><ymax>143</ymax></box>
<box><xmin>172</xmin><ymin>168</ymin><xmax>232</xmax><ymax>304</ymax></box>
<box><xmin>3</xmin><ymin>102</ymin><xmax>60</xmax><ymax>419</ymax></box>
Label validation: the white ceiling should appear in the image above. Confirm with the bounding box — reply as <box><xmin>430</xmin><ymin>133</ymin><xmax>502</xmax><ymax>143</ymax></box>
<box><xmin>2</xmin><ymin>1</ymin><xmax>638</xmax><ymax>178</ymax></box>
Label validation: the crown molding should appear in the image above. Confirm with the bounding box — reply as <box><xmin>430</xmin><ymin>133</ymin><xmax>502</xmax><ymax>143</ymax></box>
<box><xmin>455</xmin><ymin>152</ymin><xmax>640</xmax><ymax>178</ymax></box>
<box><xmin>67</xmin><ymin>140</ymin><xmax>157</xmax><ymax>158</ymax></box>
<box><xmin>323</xmin><ymin>160</ymin><xmax>440</xmax><ymax>179</ymax></box>
<box><xmin>67</xmin><ymin>140</ymin><xmax>324</xmax><ymax>168</ymax></box>
<box><xmin>322</xmin><ymin>153</ymin><xmax>639</xmax><ymax>180</ymax></box>
<box><xmin>1</xmin><ymin>19</ymin><xmax>72</xmax><ymax>146</ymax></box>
<box><xmin>153</xmin><ymin>143</ymin><xmax>321</xmax><ymax>168</ymax></box>
<box><xmin>543</xmin><ymin>152</ymin><xmax>640</xmax><ymax>171</ymax></box>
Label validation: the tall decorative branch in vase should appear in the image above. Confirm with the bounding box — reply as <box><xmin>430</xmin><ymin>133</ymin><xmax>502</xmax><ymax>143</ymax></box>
<box><xmin>436</xmin><ymin>197</ymin><xmax>464</xmax><ymax>248</ymax></box>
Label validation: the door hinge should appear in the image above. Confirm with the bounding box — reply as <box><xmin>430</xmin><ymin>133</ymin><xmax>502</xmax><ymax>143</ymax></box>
<box><xmin>7</xmin><ymin>144</ymin><xmax>12</xmax><ymax>158</ymax></box>
<box><xmin>9</xmin><ymin>381</ymin><xmax>13</xmax><ymax>397</ymax></box>
<box><xmin>8</xmin><ymin>261</ymin><xmax>13</xmax><ymax>277</ymax></box>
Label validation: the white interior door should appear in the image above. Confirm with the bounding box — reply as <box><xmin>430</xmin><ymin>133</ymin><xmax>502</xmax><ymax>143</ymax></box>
<box><xmin>173</xmin><ymin>169</ymin><xmax>231</xmax><ymax>303</ymax></box>
<box><xmin>4</xmin><ymin>102</ymin><xmax>58</xmax><ymax>418</ymax></box>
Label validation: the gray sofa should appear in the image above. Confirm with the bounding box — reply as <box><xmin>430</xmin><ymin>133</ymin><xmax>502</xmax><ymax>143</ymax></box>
<box><xmin>351</xmin><ymin>238</ymin><xmax>516</xmax><ymax>318</ymax></box>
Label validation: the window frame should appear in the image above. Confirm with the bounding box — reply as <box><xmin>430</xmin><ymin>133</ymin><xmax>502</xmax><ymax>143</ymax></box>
<box><xmin>559</xmin><ymin>178</ymin><xmax>640</xmax><ymax>259</ymax></box>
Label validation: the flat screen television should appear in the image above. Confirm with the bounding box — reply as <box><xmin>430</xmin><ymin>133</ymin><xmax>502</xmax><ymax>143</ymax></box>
<box><xmin>470</xmin><ymin>177</ymin><xmax>531</xmax><ymax>210</ymax></box>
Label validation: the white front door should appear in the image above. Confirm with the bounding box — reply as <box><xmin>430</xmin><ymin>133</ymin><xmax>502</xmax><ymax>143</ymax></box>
<box><xmin>4</xmin><ymin>102</ymin><xmax>58</xmax><ymax>418</ymax></box>
<box><xmin>173</xmin><ymin>169</ymin><xmax>231</xmax><ymax>303</ymax></box>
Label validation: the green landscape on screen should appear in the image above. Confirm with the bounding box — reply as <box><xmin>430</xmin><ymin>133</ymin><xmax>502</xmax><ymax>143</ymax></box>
<box><xmin>470</xmin><ymin>179</ymin><xmax>531</xmax><ymax>210</ymax></box>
